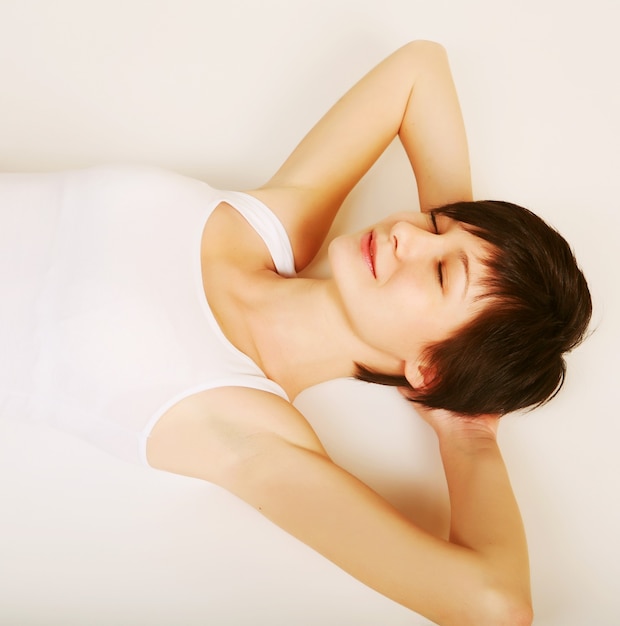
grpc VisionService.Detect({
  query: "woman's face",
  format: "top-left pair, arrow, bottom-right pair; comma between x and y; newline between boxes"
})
328,211 -> 494,367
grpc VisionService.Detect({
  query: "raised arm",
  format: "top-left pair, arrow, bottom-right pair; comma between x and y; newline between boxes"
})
221,403 -> 533,626
252,40 -> 472,270
148,388 -> 533,626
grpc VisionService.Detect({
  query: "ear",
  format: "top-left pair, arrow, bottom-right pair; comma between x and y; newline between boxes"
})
404,360 -> 436,390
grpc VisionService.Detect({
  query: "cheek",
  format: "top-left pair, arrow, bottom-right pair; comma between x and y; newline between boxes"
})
378,282 -> 429,342
386,277 -> 457,344
387,271 -> 433,314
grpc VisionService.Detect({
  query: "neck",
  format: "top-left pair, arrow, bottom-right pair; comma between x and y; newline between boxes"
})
247,276 -> 401,400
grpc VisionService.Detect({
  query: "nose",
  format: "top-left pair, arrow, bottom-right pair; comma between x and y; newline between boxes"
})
390,220 -> 438,261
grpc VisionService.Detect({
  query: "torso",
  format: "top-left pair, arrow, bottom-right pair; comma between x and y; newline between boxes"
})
146,198 -> 323,475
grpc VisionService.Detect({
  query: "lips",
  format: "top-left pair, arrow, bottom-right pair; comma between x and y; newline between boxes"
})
361,231 -> 376,277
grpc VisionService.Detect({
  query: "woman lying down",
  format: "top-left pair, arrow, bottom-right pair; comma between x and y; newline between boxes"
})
0,41 -> 591,625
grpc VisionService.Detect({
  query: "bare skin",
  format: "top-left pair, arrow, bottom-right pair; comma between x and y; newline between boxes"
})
147,41 -> 533,626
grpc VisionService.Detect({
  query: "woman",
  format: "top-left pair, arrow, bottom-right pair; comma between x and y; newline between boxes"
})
1,41 -> 591,625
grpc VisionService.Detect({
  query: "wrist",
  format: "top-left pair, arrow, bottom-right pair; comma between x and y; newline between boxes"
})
434,415 -> 499,449
414,405 -> 500,447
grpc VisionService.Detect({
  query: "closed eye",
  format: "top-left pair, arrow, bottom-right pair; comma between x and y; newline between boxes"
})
430,213 -> 444,289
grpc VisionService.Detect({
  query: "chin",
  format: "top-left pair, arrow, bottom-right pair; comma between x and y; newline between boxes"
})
326,235 -> 344,270
327,234 -> 360,279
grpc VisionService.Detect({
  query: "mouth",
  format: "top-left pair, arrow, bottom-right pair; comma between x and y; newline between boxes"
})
361,231 -> 376,277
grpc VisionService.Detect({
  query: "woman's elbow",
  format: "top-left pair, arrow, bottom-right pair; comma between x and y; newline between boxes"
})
444,576 -> 533,626
497,602 -> 534,626
478,588 -> 534,626
402,39 -> 447,59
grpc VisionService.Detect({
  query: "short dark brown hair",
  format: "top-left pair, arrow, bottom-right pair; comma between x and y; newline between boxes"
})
355,200 -> 592,415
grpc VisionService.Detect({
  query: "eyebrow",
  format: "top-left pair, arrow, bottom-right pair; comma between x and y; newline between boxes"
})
459,251 -> 470,300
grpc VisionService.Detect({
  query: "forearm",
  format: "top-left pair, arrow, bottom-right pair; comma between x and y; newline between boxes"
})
438,430 -> 532,609
397,43 -> 472,210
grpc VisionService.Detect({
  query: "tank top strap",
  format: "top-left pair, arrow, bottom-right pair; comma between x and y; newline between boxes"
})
215,190 -> 297,277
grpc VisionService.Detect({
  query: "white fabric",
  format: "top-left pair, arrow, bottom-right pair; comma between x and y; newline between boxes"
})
0,165 -> 296,465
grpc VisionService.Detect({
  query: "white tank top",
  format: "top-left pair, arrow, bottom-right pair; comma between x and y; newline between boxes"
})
13,165 -> 296,465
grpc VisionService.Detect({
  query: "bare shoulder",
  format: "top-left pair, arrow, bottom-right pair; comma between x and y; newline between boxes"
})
146,386 -> 327,483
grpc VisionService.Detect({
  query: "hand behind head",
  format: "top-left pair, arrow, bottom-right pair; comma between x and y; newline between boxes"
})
401,388 -> 500,440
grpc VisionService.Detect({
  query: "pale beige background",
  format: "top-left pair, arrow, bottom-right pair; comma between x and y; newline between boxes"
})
0,1 -> 618,624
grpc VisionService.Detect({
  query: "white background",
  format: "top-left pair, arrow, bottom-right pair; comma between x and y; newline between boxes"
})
1,1 -> 619,624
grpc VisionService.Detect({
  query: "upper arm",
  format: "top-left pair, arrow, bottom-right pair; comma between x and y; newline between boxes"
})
251,41 -> 472,271
146,386 -> 328,484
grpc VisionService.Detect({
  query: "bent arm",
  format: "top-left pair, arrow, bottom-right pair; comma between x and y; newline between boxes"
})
252,40 -> 472,270
223,431 -> 531,626
148,390 -> 531,625
219,416 -> 531,625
